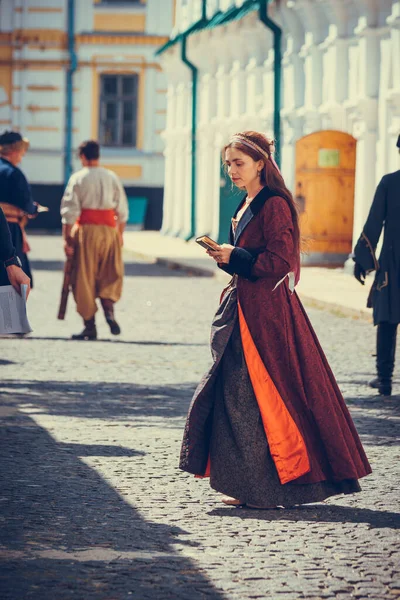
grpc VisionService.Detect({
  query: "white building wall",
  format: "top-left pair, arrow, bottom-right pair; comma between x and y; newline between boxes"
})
160,0 -> 400,247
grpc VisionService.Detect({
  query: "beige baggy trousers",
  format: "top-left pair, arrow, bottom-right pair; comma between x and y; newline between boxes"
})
72,224 -> 123,320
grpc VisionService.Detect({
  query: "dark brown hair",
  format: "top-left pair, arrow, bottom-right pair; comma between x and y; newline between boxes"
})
223,131 -> 301,255
78,140 -> 100,160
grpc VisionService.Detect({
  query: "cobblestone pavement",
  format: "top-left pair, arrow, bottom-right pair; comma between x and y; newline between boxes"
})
0,235 -> 399,600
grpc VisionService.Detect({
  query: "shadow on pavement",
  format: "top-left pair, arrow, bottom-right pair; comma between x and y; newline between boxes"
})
0,380 -> 194,423
207,503 -> 400,530
343,395 -> 400,446
1,337 -> 207,347
30,260 -> 193,278
0,408 -> 223,600
2,382 -> 399,447
61,443 -> 145,457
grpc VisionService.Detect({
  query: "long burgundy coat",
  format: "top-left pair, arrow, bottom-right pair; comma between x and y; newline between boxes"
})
180,187 -> 371,485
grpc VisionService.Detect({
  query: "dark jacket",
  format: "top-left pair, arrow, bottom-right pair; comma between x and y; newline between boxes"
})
0,157 -> 36,214
0,157 -> 36,286
0,207 -> 16,263
354,170 -> 400,324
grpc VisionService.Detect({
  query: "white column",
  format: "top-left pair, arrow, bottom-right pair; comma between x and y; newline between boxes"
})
293,0 -> 329,134
350,21 -> 385,243
197,63 -> 218,236
211,130 -> 225,242
298,35 -> 323,133
352,115 -> 378,240
160,52 -> 185,235
260,47 -> 275,136
384,2 -> 400,174
318,26 -> 352,131
376,32 -> 393,180
170,80 -> 191,237
229,57 -> 248,121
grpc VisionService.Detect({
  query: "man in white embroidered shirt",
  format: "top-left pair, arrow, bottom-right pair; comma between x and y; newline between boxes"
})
61,140 -> 129,340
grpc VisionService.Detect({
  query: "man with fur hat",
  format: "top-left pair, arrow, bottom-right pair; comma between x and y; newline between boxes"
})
353,134 -> 400,397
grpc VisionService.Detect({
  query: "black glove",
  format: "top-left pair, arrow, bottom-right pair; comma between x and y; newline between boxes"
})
354,263 -> 366,285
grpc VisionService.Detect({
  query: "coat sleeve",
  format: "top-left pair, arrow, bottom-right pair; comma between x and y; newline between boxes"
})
353,176 -> 387,272
0,207 -> 16,262
10,169 -> 37,215
228,197 -> 295,280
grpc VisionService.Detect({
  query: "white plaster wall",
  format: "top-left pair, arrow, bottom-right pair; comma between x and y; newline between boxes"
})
75,0 -> 93,33
146,0 -> 174,35
73,66 -> 92,146
0,0 -> 15,30
22,151 -> 64,183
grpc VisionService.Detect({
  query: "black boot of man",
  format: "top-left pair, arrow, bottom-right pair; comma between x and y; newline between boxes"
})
369,322 -> 398,396
72,317 -> 97,341
100,298 -> 121,335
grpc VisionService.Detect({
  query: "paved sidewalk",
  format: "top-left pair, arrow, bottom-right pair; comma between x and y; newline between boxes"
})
124,231 -> 374,321
0,235 -> 399,599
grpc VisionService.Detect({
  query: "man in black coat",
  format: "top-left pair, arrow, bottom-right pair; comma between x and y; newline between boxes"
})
0,130 -> 39,287
0,206 -> 31,297
353,135 -> 400,396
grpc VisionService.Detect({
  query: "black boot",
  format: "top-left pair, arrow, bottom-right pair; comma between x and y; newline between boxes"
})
368,378 -> 380,389
100,298 -> 121,335
373,322 -> 398,396
72,317 -> 97,341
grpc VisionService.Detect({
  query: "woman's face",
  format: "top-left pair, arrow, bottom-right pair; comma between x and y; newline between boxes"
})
224,147 -> 263,189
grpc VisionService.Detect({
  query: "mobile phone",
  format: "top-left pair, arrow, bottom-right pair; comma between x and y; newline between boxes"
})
195,235 -> 220,251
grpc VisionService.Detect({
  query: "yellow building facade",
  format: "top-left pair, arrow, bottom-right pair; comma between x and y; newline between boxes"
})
0,0 -> 174,228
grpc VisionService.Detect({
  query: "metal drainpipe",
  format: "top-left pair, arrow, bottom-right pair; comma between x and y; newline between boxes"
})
258,0 -> 282,167
180,0 -> 208,240
64,0 -> 78,185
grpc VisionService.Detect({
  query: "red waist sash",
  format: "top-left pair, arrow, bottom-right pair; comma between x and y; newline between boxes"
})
78,209 -> 117,227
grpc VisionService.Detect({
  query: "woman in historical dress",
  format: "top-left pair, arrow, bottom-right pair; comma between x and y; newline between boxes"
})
179,131 -> 371,508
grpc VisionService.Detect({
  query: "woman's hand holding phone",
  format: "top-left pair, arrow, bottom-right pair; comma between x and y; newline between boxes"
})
207,243 -> 234,265
195,235 -> 234,264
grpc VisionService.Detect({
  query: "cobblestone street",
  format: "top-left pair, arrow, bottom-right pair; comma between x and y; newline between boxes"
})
0,235 -> 399,600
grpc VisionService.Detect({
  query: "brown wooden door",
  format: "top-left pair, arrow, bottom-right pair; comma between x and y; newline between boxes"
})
295,130 -> 356,260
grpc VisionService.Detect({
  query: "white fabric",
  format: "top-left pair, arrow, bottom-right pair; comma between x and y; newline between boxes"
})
273,271 -> 296,293
61,166 -> 129,225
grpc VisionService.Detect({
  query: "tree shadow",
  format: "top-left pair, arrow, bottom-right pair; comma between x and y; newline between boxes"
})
60,443 -> 145,458
2,381 -> 399,450
343,395 -> 400,446
0,409 -> 224,600
1,337 -> 207,347
207,503 -> 400,530
29,259 -> 196,278
0,379 -> 195,424
337,378 -> 400,386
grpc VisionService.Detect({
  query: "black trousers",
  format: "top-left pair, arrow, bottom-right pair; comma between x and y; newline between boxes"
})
376,322 -> 398,382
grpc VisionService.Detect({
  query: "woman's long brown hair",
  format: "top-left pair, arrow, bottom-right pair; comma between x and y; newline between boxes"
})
223,131 -> 301,256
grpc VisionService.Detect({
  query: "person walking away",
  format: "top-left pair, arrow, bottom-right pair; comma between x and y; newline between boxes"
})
61,140 -> 129,340
0,206 -> 31,297
353,134 -> 400,397
0,131 -> 43,288
180,131 -> 371,509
